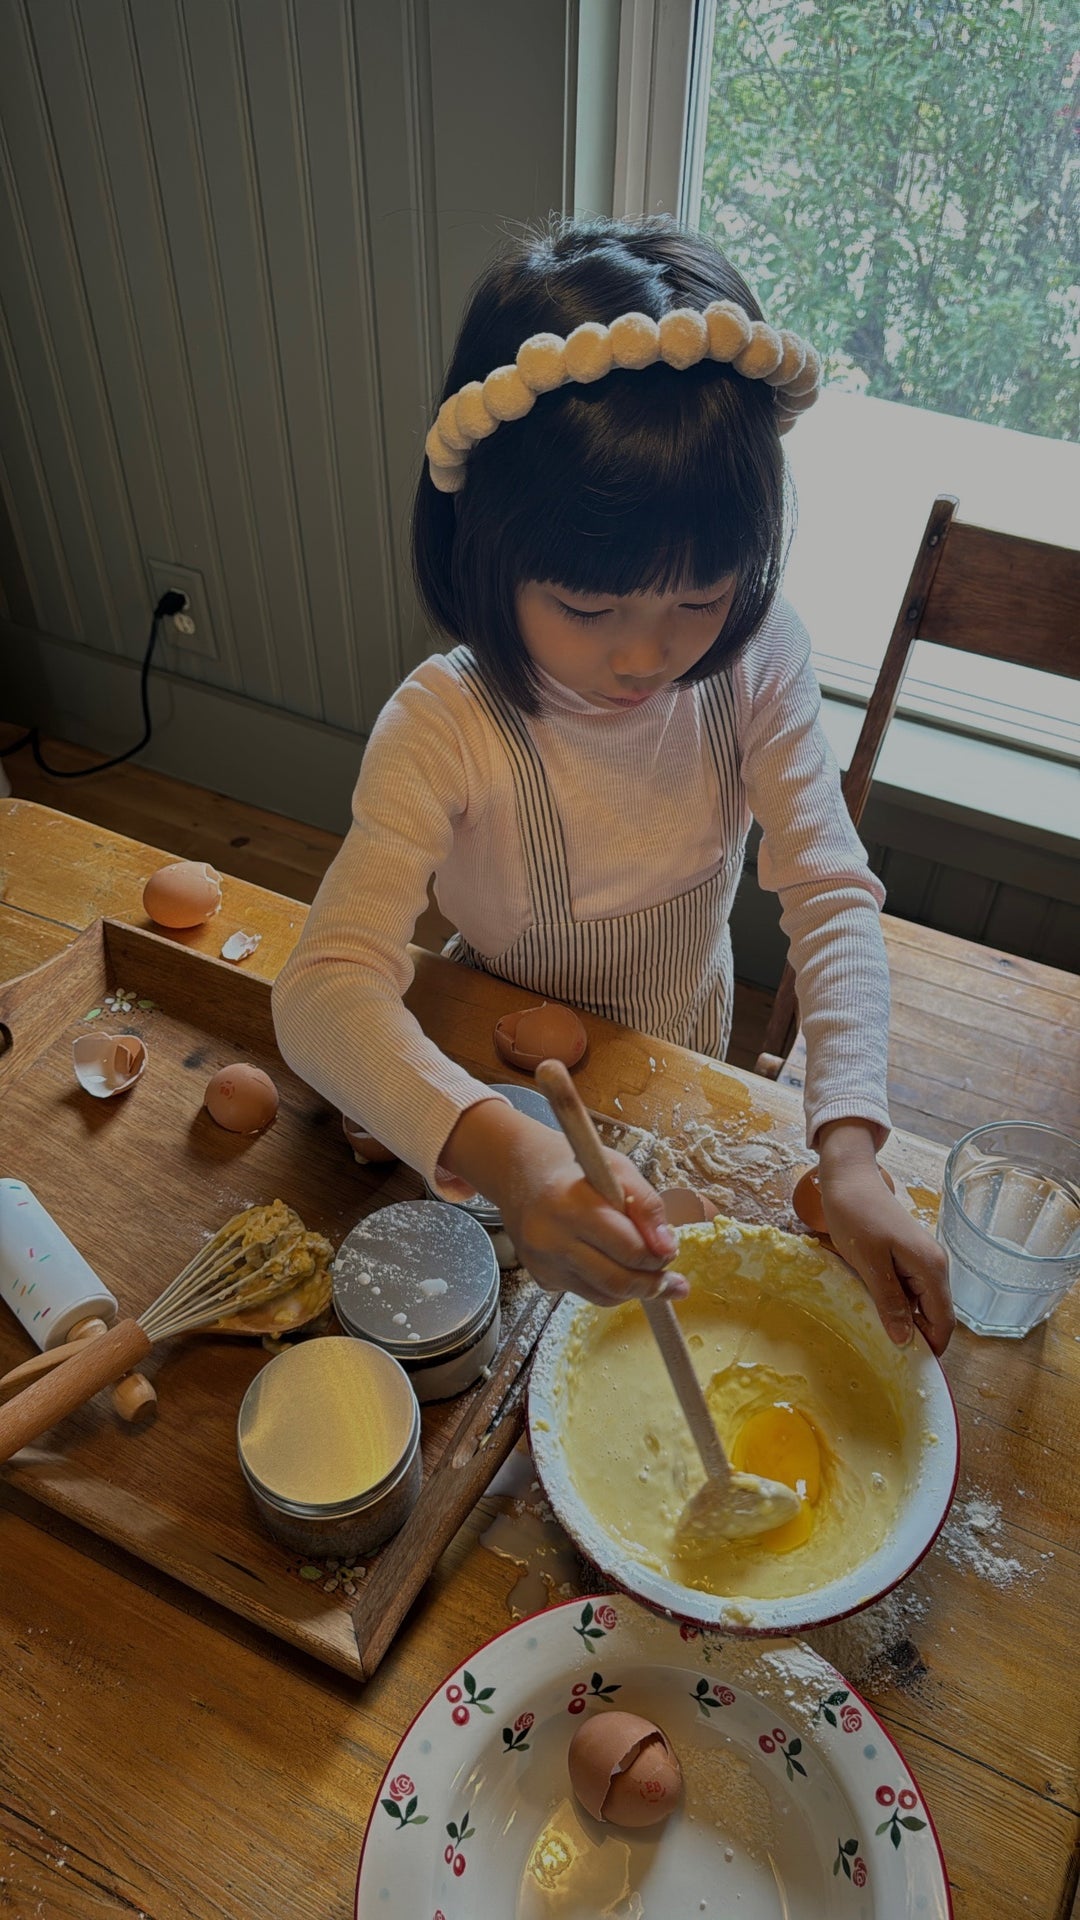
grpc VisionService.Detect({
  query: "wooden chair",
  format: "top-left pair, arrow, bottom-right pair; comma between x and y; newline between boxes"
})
754,493 -> 1080,1146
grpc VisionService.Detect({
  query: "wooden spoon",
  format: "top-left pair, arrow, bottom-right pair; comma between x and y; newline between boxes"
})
534,1060 -> 800,1544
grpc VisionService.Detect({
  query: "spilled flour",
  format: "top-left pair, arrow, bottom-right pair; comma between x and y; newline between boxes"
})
679,1741 -> 775,1863
937,1490 -> 1034,1588
606,1114 -> 805,1229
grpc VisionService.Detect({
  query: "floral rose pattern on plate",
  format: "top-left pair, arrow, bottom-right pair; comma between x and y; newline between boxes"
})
874,1784 -> 926,1848
815,1687 -> 862,1733
502,1711 -> 535,1753
381,1775 -> 428,1832
572,1601 -> 617,1647
690,1676 -> 736,1716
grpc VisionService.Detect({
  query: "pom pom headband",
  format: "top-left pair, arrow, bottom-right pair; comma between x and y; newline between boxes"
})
424,303 -> 821,493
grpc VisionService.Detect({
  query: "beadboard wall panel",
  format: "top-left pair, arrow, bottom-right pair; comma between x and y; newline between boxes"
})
0,0 -> 573,740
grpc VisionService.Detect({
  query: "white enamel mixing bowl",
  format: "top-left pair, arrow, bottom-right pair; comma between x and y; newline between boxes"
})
528,1222 -> 959,1635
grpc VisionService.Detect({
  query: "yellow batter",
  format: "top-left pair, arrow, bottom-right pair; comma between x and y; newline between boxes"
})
561,1220 -> 908,1600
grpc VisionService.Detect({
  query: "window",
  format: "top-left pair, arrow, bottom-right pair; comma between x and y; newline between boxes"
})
683,0 -> 1080,762
701,0 -> 1079,439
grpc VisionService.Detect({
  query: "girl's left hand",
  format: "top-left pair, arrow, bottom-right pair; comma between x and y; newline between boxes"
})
816,1119 -> 955,1356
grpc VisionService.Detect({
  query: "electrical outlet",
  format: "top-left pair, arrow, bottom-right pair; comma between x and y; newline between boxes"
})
146,559 -> 219,662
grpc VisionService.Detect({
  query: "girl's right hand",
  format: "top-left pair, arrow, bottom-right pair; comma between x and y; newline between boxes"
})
440,1100 -> 687,1308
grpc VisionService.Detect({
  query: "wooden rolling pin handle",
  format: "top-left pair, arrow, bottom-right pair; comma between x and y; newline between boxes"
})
0,1318 -> 151,1463
0,1346 -> 83,1394
68,1316 -> 111,1342
111,1372 -> 158,1423
66,1315 -> 156,1421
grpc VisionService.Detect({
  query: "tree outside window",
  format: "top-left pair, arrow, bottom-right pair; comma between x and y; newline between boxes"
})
701,0 -> 1080,442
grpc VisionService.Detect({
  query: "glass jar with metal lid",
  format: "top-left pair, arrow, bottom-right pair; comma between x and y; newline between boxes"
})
332,1199 -> 500,1402
237,1336 -> 421,1558
422,1083 -> 562,1269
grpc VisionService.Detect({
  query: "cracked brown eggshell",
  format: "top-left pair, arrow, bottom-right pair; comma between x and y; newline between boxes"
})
493,1002 -> 587,1074
204,1063 -> 279,1134
659,1186 -> 713,1227
72,1032 -> 148,1098
143,860 -> 223,929
568,1710 -> 682,1828
342,1114 -> 398,1164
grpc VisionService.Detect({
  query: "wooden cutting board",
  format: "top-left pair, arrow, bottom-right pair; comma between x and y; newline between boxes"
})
0,919 -> 557,1680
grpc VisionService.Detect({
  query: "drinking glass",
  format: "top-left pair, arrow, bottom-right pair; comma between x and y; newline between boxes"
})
937,1122 -> 1080,1338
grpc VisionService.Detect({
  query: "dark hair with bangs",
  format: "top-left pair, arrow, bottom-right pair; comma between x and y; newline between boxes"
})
411,216 -> 792,712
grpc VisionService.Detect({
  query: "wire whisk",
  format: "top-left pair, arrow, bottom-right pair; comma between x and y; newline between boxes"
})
0,1201 -> 333,1463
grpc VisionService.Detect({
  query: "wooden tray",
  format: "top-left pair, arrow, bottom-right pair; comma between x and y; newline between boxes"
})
0,920 -> 558,1679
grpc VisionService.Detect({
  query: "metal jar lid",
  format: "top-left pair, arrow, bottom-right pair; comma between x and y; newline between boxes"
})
236,1336 -> 419,1519
422,1084 -> 561,1228
332,1200 -> 499,1362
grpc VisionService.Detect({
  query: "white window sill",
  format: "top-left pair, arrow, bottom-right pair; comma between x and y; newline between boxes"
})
818,693 -> 1080,860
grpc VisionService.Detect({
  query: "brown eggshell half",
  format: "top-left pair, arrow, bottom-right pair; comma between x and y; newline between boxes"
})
142,860 -> 223,929
72,1032 -> 147,1098
660,1186 -> 713,1227
341,1114 -> 399,1164
792,1163 -> 895,1235
204,1063 -> 279,1135
493,1002 -> 587,1074
568,1710 -> 682,1828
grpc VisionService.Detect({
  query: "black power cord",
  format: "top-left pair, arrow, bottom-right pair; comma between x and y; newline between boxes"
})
4,589 -> 188,780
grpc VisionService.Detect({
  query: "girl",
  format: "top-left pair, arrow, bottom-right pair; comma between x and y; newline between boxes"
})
273,216 -> 953,1356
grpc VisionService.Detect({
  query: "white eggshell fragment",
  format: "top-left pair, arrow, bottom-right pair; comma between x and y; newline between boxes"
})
72,1032 -> 148,1099
342,1114 -> 399,1164
220,929 -> 262,964
493,1002 -> 588,1074
204,1063 -> 279,1134
143,860 -> 223,929
568,1710 -> 683,1828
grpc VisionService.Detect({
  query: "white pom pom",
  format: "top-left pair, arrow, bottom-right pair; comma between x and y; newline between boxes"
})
484,365 -> 536,422
659,308 -> 709,370
784,343 -> 822,398
563,322 -> 614,383
424,422 -> 463,469
455,380 -> 499,442
609,312 -> 660,368
436,395 -> 471,454
704,301 -> 752,362
734,323 -> 785,380
429,460 -> 466,492
763,329 -> 807,388
517,333 -> 567,393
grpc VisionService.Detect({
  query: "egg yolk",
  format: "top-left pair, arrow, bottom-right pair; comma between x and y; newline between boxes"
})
730,1403 -> 822,1552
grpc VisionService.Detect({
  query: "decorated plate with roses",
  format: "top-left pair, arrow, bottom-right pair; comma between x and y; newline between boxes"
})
356,1594 -> 950,1919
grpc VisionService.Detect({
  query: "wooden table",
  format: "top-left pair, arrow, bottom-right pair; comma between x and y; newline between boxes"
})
0,797 -> 1077,1920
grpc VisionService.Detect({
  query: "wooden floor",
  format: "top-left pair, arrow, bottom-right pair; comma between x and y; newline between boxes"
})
4,727 -> 1074,1146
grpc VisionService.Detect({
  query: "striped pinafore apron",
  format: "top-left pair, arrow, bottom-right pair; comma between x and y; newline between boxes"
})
443,648 -> 749,1060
